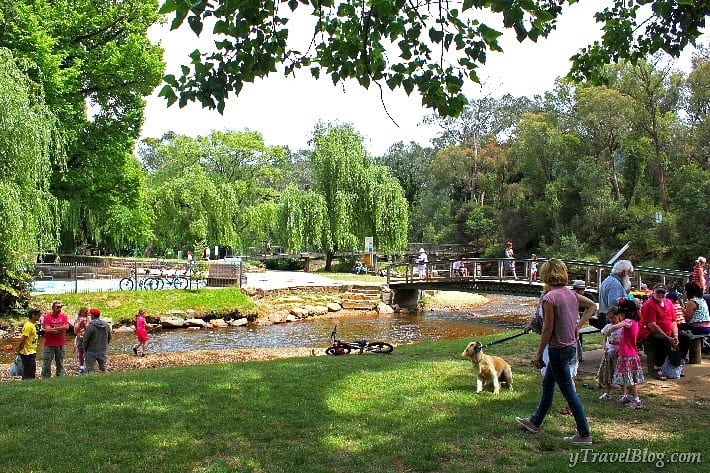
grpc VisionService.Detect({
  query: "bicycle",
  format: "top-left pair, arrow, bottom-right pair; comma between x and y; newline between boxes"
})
119,269 -> 161,291
325,325 -> 394,355
160,270 -> 189,290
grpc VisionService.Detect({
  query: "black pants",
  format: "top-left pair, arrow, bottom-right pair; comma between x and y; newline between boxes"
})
588,313 -> 607,330
645,332 -> 691,368
19,353 -> 36,380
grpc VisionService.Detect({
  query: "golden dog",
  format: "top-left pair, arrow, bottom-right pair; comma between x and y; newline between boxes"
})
461,341 -> 513,394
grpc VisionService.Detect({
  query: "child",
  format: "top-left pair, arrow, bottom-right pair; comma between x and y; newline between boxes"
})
530,254 -> 538,281
666,291 -> 686,330
609,298 -> 645,408
596,310 -> 622,400
73,307 -> 89,373
132,308 -> 153,357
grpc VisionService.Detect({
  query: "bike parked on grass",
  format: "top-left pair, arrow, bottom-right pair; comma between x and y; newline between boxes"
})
325,325 -> 394,355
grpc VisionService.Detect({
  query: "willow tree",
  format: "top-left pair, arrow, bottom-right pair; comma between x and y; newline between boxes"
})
277,186 -> 327,253
305,123 -> 408,269
0,49 -> 62,310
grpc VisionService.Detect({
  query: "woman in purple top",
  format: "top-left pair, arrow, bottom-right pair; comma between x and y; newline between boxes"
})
516,259 -> 597,444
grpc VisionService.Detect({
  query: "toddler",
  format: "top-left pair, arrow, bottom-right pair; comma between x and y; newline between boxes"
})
597,310 -> 622,400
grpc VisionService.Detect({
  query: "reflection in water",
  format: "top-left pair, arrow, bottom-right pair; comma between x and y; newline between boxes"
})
1,295 -> 537,362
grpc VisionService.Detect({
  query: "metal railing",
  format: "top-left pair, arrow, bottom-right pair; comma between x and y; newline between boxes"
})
386,257 -> 692,292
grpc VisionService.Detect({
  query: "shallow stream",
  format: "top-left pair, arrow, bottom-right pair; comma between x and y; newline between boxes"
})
2,295 -> 537,362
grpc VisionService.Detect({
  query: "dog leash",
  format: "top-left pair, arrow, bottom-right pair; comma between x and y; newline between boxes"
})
481,332 -> 528,349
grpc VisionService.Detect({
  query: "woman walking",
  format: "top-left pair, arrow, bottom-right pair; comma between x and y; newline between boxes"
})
515,259 -> 596,444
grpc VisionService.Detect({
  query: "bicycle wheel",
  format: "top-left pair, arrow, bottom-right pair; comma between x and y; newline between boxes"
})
144,277 -> 161,290
325,346 -> 351,356
365,342 -> 394,354
174,277 -> 189,290
119,278 -> 134,291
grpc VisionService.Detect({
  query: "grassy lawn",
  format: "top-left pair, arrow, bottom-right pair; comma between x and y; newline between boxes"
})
0,332 -> 703,473
27,288 -> 255,324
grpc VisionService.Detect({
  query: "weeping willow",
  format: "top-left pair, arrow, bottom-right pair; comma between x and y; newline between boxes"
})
0,48 -> 62,272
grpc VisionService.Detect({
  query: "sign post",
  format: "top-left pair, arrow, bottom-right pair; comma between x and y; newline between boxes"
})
364,237 -> 374,269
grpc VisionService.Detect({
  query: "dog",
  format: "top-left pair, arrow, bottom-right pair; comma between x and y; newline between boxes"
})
461,341 -> 513,394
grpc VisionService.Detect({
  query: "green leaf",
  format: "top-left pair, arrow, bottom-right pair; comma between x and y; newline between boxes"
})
429,27 -> 444,43
157,84 -> 178,106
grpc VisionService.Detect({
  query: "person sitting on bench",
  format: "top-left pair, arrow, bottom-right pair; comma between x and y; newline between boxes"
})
682,282 -> 710,335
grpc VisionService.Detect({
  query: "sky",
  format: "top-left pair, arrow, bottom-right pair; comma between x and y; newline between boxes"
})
139,2 -> 705,156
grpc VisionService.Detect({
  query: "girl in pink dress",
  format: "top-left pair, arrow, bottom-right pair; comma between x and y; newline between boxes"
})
609,298 -> 645,408
132,308 -> 152,357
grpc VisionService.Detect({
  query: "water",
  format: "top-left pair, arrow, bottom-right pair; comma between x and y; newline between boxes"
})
2,295 -> 537,362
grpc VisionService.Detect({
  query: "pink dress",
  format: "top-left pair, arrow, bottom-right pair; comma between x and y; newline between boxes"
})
612,319 -> 644,386
135,316 -> 148,343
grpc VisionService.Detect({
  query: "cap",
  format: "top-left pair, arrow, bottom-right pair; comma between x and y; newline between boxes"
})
419,248 -> 426,253
666,291 -> 679,301
653,283 -> 667,293
698,256 -> 707,264
89,308 -> 101,317
571,280 -> 586,289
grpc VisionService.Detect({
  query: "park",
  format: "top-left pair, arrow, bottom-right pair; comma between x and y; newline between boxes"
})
1,2 -> 708,472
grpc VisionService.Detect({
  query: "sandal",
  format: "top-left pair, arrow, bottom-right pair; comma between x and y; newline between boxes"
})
653,370 -> 667,381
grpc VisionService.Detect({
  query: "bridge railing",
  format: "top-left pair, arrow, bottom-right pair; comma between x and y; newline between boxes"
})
387,258 -> 691,291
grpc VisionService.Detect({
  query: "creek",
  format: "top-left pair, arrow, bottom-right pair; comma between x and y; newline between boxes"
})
2,295 -> 537,362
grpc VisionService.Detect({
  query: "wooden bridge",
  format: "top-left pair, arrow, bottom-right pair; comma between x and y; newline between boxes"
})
385,257 -> 692,304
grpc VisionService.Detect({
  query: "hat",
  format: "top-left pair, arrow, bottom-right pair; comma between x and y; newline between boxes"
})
653,283 -> 667,293
571,280 -> 586,289
666,291 -> 679,301
698,256 -> 707,264
419,248 -> 426,253
89,308 -> 101,317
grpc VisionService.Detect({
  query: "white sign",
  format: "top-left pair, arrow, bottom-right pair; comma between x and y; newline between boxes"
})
365,237 -> 374,253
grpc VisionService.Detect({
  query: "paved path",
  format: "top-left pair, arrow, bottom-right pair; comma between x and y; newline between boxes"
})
31,270 -> 373,294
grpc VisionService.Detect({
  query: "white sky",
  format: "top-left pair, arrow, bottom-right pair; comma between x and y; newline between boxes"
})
140,2 -> 705,156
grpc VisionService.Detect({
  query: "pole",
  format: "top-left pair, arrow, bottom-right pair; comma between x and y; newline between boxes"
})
607,242 -> 631,265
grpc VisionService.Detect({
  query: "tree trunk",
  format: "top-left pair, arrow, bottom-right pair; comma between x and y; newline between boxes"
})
325,251 -> 334,271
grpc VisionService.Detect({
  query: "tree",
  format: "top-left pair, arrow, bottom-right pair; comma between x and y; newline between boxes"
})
0,0 -> 164,252
0,48 -> 62,310
605,60 -> 685,209
377,142 -> 433,207
573,85 -> 635,201
686,50 -> 710,167
283,123 -> 409,269
158,0 -> 708,117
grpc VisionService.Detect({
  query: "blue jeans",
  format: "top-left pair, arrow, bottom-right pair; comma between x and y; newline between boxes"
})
41,345 -> 65,378
530,345 -> 590,437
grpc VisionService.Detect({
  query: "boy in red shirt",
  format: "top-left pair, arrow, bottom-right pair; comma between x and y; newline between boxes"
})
42,300 -> 69,378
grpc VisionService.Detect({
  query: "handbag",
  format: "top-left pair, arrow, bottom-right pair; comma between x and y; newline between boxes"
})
8,354 -> 24,377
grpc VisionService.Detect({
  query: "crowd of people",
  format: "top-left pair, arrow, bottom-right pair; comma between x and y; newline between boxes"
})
14,300 -> 153,380
517,255 -> 709,445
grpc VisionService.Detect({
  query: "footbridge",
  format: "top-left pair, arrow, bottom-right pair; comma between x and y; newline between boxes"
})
385,258 -> 692,308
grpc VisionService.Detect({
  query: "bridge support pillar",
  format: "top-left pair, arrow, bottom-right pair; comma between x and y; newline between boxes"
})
392,287 -> 420,310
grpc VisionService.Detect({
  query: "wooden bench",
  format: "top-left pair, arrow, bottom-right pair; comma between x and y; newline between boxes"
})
686,333 -> 709,365
577,326 -> 601,361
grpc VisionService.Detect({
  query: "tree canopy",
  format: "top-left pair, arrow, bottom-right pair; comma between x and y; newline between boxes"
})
0,0 -> 165,252
158,0 -> 709,117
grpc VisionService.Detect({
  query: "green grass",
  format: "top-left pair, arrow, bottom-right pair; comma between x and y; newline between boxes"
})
0,333 -> 704,473
26,288 -> 255,324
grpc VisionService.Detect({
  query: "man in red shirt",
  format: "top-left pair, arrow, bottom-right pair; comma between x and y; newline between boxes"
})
41,300 -> 69,378
639,284 -> 689,379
